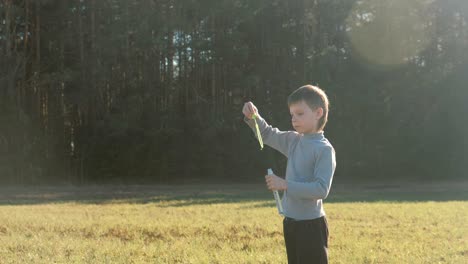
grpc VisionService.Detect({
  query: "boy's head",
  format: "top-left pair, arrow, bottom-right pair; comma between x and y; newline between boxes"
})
287,84 -> 330,134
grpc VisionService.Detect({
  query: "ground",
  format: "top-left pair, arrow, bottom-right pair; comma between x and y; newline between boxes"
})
0,181 -> 467,263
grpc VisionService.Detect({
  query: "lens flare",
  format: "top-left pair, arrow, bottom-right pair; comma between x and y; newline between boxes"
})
346,0 -> 434,66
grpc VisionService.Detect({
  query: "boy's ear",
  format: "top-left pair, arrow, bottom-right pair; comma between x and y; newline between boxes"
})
315,107 -> 324,119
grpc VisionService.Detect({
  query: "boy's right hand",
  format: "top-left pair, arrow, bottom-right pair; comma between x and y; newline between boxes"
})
242,101 -> 259,120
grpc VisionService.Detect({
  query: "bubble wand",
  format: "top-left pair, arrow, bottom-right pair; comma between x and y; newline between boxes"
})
252,113 -> 263,150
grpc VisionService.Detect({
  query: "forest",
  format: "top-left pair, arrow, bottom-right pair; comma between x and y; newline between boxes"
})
1,0 -> 467,185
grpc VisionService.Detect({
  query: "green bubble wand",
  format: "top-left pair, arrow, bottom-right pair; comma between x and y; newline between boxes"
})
252,113 -> 264,150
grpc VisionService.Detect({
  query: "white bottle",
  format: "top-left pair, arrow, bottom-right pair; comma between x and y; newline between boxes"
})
268,168 -> 284,215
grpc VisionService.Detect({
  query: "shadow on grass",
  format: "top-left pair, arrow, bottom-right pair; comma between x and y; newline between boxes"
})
0,182 -> 467,206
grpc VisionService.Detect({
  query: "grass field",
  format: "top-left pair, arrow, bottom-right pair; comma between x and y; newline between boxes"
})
0,181 -> 467,263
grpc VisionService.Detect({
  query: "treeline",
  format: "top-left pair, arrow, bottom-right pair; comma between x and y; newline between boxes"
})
1,0 -> 467,185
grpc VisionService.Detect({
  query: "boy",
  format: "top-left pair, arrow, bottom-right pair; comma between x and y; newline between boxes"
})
242,84 -> 336,264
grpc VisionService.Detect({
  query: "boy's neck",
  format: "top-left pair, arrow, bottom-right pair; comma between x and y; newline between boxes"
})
302,130 -> 324,140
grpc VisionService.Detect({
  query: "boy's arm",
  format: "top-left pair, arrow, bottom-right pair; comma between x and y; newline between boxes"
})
286,146 -> 336,199
244,114 -> 298,157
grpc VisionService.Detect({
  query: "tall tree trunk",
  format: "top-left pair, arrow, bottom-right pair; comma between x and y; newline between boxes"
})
167,30 -> 174,106
77,0 -> 87,184
35,1 -> 40,66
4,0 -> 13,104
211,14 -> 216,120
5,0 -> 12,57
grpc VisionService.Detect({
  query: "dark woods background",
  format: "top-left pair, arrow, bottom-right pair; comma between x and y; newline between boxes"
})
1,0 -> 467,185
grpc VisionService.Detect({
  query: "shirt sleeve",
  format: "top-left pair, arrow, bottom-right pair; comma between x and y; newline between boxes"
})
244,115 -> 299,157
286,146 -> 336,200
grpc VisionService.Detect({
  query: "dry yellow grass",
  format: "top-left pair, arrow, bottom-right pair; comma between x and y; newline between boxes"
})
0,183 -> 467,263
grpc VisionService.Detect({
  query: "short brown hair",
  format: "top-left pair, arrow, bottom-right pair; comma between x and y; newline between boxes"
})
287,84 -> 330,131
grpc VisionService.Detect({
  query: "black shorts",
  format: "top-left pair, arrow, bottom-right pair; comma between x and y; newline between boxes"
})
283,216 -> 329,264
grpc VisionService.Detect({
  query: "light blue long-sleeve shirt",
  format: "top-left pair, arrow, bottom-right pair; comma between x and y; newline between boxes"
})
244,114 -> 337,220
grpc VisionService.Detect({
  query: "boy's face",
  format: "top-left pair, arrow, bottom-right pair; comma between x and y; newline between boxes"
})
289,100 -> 323,134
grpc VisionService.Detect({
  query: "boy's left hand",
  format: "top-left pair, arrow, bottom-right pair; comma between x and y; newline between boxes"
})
265,174 -> 288,191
